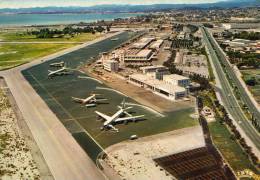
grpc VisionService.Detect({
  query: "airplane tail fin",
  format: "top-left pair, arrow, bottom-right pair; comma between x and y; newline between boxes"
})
121,98 -> 126,109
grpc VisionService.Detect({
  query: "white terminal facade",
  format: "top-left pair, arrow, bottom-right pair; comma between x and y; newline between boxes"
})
129,66 -> 190,101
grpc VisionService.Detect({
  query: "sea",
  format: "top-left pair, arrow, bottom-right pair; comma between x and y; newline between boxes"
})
0,13 -> 143,27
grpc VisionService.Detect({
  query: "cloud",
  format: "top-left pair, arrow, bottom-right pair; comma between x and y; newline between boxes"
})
0,0 -> 221,8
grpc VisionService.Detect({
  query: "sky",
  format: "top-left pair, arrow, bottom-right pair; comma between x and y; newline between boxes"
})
0,0 -> 227,9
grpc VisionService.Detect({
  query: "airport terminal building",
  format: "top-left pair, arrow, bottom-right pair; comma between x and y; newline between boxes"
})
129,74 -> 188,101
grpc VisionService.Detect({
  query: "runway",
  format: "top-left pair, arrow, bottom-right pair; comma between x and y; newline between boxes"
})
0,32 -> 124,180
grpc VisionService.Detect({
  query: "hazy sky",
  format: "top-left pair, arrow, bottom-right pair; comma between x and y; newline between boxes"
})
0,0 -> 226,8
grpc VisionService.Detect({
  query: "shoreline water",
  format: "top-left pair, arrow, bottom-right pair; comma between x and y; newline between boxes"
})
0,12 -> 144,28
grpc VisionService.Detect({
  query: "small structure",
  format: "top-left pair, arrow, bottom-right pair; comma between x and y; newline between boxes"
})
103,60 -> 119,72
201,106 -> 215,122
164,41 -> 172,50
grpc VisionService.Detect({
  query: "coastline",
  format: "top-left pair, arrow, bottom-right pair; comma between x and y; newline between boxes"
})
0,12 -> 144,28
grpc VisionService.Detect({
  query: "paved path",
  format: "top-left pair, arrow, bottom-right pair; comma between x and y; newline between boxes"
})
0,31 -> 123,180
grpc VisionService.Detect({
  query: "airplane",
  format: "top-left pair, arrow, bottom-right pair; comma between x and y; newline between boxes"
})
49,61 -> 65,67
48,65 -> 72,78
72,93 -> 107,107
95,99 -> 145,132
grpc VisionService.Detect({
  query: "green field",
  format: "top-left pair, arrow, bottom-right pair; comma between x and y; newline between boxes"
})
0,44 -> 74,70
209,121 -> 258,174
0,31 -> 102,70
241,69 -> 260,104
0,32 -> 101,42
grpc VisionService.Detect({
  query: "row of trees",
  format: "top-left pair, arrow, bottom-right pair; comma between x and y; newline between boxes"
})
199,89 -> 259,167
30,25 -> 108,39
172,39 -> 193,49
215,99 -> 259,166
226,51 -> 260,69
234,31 -> 260,41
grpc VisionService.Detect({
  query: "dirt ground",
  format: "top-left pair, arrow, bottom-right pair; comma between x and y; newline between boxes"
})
100,126 -> 205,180
0,84 -> 40,180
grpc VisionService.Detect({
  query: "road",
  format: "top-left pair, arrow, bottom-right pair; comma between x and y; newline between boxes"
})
0,31 -> 124,180
206,28 -> 260,124
201,27 -> 260,156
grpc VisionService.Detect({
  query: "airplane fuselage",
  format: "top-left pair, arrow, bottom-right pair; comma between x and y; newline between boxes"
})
104,109 -> 124,127
48,67 -> 67,76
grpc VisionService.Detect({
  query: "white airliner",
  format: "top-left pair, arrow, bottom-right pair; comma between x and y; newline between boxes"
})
72,94 -> 107,107
48,66 -> 71,78
95,100 -> 145,132
49,61 -> 65,67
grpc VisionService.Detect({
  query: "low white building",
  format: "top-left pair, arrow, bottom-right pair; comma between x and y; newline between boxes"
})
103,60 -> 119,72
140,65 -> 169,74
150,40 -> 164,50
132,37 -> 155,49
129,74 -> 187,101
163,74 -> 190,88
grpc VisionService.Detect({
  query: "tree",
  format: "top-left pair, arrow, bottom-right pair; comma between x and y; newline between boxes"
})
245,78 -> 257,86
106,25 -> 110,32
95,26 -> 105,33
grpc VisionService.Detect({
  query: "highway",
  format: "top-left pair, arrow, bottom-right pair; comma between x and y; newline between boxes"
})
201,27 -> 260,155
205,28 -> 260,125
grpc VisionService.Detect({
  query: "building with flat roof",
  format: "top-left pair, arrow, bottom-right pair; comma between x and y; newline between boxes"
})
140,65 -> 168,74
123,49 -> 153,63
150,40 -> 164,50
163,74 -> 190,88
129,74 -> 187,101
132,37 -> 155,49
140,65 -> 170,80
103,60 -> 119,72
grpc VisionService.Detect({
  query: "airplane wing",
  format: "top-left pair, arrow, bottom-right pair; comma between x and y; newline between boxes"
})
95,99 -> 107,102
95,111 -> 111,121
114,115 -> 145,122
72,97 -> 83,103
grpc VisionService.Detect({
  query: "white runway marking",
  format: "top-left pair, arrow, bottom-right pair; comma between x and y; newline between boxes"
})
96,86 -> 128,97
125,102 -> 165,117
78,76 -> 103,84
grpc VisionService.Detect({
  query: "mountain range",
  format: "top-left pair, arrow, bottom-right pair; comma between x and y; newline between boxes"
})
0,0 -> 259,14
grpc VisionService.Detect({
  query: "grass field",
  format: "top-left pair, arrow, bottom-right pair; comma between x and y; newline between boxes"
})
208,121 -> 257,173
0,32 -> 101,42
0,31 -> 103,70
241,69 -> 260,104
0,43 -> 74,70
